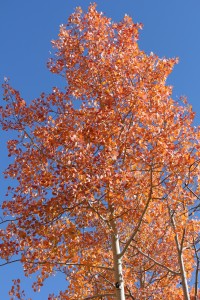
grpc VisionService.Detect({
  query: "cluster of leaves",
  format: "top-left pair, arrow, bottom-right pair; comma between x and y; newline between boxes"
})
0,3 -> 200,299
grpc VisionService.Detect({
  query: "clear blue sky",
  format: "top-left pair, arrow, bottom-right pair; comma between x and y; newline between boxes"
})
0,0 -> 200,298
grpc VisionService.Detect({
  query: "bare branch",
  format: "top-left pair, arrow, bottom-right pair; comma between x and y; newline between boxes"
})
84,293 -> 116,299
133,245 -> 180,275
119,167 -> 153,258
98,272 -> 115,287
0,259 -> 114,271
184,184 -> 200,201
126,286 -> 135,299
0,259 -> 21,267
193,236 -> 200,299
180,228 -> 186,252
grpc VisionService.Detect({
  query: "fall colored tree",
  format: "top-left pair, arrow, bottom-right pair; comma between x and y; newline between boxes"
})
0,4 -> 200,300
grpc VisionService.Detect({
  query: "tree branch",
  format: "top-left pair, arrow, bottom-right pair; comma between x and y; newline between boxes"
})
133,245 -> 180,275
119,167 -> 153,258
193,236 -> 199,299
0,259 -> 114,271
126,286 -> 135,299
84,293 -> 116,299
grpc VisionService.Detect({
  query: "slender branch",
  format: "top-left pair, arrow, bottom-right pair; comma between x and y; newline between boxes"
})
108,208 -> 133,223
98,272 -> 115,287
84,293 -> 116,299
0,259 -> 21,267
133,245 -> 180,275
87,201 -> 109,226
180,228 -> 186,252
184,184 -> 200,201
126,287 -> 135,299
193,237 -> 199,299
0,259 -> 114,271
0,217 -> 19,225
57,262 -> 114,271
84,293 -> 134,299
147,270 -> 170,285
119,167 -> 153,258
30,261 -> 114,271
185,159 -> 200,187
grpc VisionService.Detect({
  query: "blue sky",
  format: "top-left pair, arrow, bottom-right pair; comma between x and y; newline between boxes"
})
0,0 -> 200,298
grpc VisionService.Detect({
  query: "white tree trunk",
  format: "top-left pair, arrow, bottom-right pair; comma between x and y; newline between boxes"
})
176,238 -> 191,300
110,220 -> 125,300
169,209 -> 190,300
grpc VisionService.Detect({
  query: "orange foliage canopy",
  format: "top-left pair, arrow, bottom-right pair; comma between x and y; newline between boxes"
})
0,4 -> 200,300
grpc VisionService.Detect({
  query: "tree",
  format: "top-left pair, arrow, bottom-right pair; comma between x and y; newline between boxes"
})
0,3 -> 200,299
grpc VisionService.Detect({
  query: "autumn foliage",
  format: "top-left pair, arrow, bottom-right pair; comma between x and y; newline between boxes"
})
0,4 -> 200,300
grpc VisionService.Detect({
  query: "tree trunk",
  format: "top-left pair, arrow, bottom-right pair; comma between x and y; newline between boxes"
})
111,231 -> 125,300
177,243 -> 190,300
110,219 -> 125,300
169,208 -> 190,300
